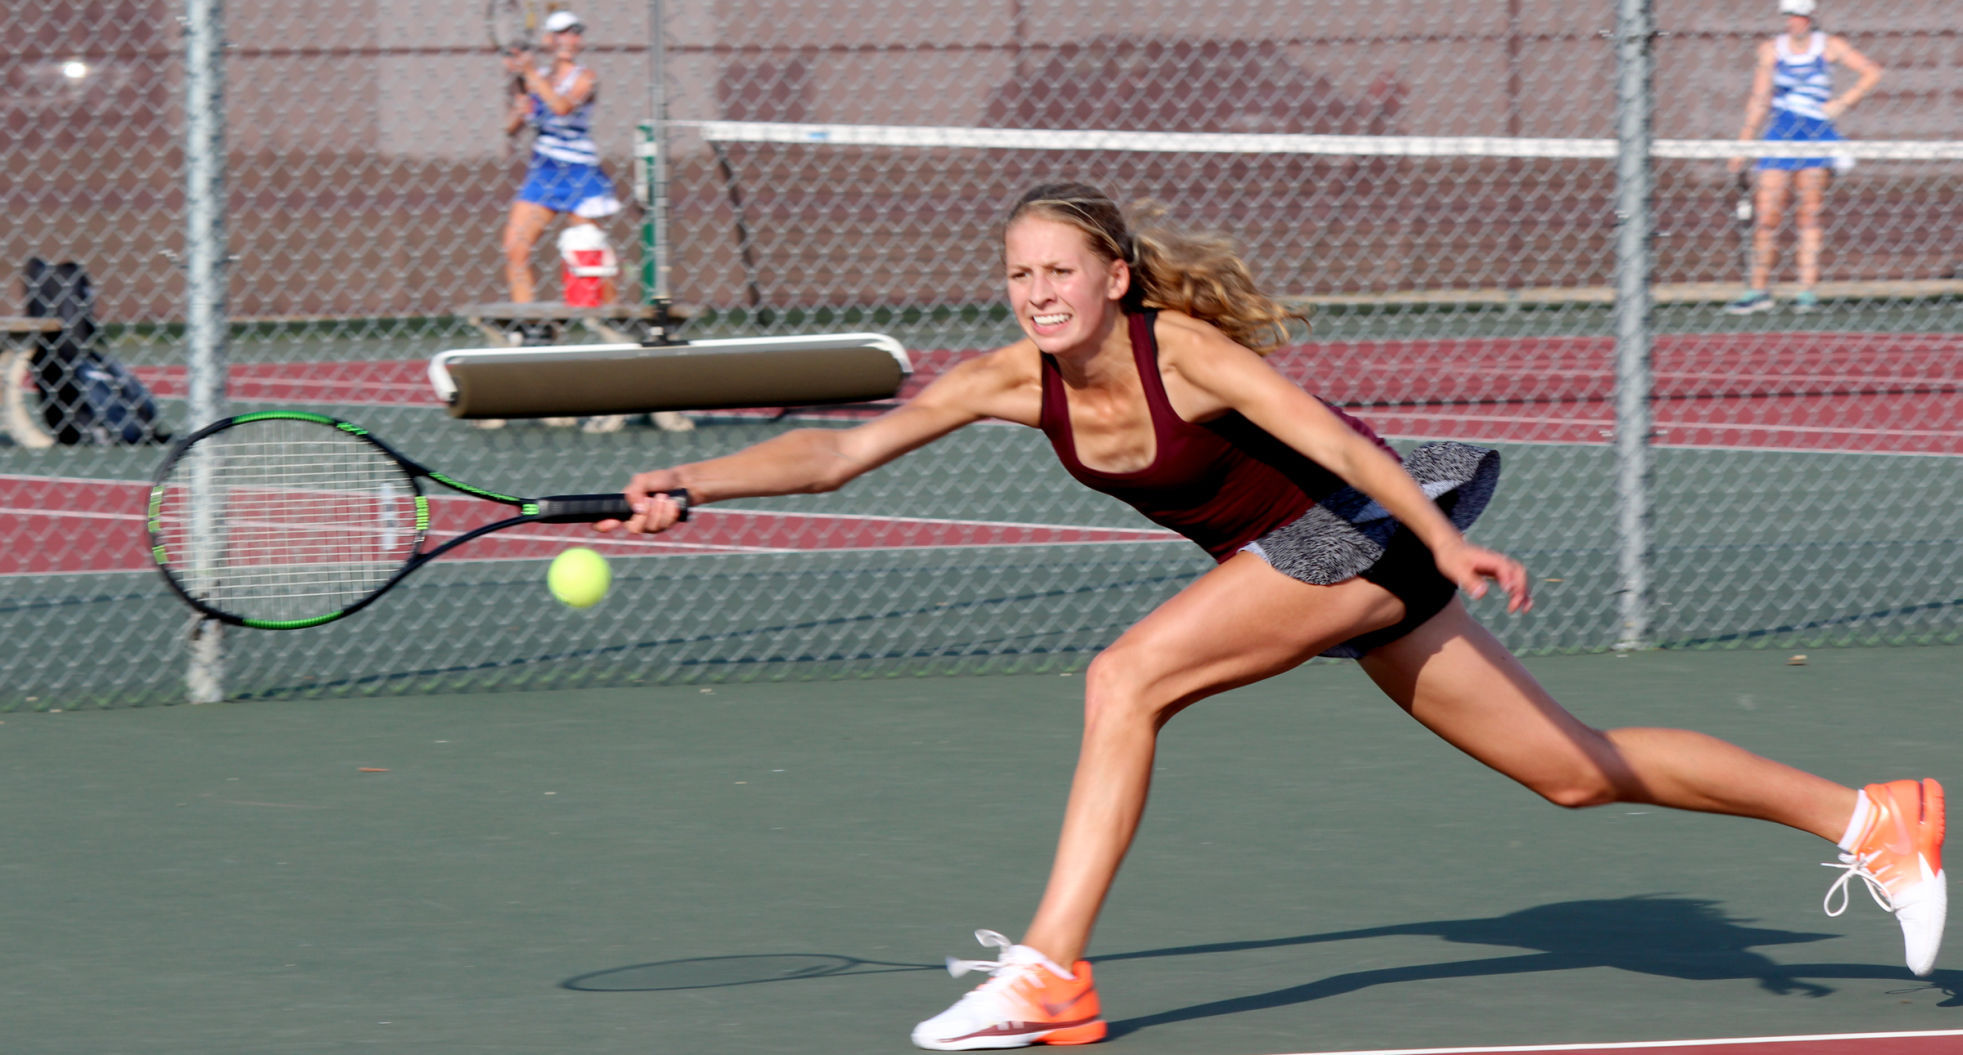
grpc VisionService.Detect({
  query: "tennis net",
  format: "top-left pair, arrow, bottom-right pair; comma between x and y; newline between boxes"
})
656,121 -> 1960,408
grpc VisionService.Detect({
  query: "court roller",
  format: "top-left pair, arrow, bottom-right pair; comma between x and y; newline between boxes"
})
428,333 -> 912,419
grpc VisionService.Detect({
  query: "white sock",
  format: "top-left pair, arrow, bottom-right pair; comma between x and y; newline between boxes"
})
1837,789 -> 1874,853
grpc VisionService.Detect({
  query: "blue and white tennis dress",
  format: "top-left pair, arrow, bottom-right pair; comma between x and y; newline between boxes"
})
517,66 -> 623,217
1759,31 -> 1841,171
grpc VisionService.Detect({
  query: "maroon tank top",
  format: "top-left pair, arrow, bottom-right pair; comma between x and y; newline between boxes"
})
1038,310 -> 1396,562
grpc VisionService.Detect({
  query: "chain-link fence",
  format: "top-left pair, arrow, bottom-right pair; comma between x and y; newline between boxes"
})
3,0 -> 1957,710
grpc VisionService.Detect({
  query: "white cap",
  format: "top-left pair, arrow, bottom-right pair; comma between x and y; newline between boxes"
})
1779,0 -> 1816,17
544,10 -> 584,33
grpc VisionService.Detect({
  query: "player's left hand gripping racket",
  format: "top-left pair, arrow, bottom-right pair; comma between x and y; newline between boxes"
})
147,410 -> 687,630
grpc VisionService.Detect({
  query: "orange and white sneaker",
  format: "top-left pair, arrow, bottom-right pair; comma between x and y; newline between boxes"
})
910,929 -> 1106,1050
1823,778 -> 1947,975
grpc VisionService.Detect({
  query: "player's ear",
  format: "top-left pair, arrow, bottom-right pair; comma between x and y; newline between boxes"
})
1105,257 -> 1130,303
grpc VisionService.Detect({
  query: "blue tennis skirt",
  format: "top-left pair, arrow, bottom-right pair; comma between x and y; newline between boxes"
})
517,156 -> 623,217
1758,110 -> 1843,171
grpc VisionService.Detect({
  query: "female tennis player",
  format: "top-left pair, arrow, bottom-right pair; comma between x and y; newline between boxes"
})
600,183 -> 1943,1049
500,9 -> 622,304
1725,0 -> 1884,315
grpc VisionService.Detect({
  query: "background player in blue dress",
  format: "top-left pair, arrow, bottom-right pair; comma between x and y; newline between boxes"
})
1726,0 -> 1883,315
500,10 -> 623,304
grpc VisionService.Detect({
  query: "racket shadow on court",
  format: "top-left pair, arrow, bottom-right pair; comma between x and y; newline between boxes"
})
562,952 -> 941,992
1103,895 -> 1963,1039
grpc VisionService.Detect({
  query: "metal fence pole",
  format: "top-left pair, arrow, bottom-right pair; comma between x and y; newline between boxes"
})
183,0 -> 229,702
1611,0 -> 1656,651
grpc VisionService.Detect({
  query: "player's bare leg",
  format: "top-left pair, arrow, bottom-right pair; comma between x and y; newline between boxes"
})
1361,603 -> 1943,975
502,200 -> 555,302
1360,601 -> 1854,834
1021,554 -> 1408,965
914,555 -> 1408,1049
1794,167 -> 1830,298
1748,168 -> 1792,293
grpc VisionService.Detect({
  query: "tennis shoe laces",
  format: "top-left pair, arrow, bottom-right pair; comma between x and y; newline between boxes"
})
911,929 -> 1106,1050
1822,778 -> 1946,975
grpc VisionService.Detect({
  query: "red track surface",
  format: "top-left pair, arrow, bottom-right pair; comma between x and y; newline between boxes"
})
0,476 -> 1176,577
138,361 -> 442,407
127,328 -> 1960,454
10,330 -> 1955,577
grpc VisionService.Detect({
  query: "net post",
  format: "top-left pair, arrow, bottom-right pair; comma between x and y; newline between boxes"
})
183,0 -> 229,702
1611,0 -> 1656,652
636,0 -> 675,344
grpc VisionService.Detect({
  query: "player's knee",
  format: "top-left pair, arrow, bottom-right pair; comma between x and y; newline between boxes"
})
1520,747 -> 1623,809
1081,647 -> 1172,728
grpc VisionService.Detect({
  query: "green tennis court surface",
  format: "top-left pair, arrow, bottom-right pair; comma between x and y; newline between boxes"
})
4,645 -> 1958,1054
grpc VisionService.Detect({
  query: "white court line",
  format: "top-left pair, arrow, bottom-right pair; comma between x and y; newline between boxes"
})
1271,1026 -> 1963,1055
0,506 -> 143,523
1370,410 -> 1963,443
1660,422 -> 1963,439
136,368 -> 429,390
0,471 -> 159,487
424,526 -> 799,556
1402,365 -> 1956,386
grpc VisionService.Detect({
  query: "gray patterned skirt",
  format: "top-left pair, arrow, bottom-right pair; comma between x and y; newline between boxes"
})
1242,441 -> 1502,657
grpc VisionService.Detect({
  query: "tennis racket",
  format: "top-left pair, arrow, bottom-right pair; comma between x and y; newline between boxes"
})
147,410 -> 687,630
487,0 -> 540,95
1731,170 -> 1756,283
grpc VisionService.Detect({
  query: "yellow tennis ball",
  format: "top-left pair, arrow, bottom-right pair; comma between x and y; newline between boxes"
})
548,547 -> 611,608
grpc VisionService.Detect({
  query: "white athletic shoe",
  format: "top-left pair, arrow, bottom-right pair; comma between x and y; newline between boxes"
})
910,930 -> 1106,1050
1823,778 -> 1947,975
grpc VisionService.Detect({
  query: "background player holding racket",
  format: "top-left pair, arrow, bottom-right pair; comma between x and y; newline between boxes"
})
601,183 -> 1944,1050
1725,0 -> 1884,315
500,10 -> 622,304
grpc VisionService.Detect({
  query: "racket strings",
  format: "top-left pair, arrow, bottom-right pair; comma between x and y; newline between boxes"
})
487,0 -> 535,52
154,422 -> 422,623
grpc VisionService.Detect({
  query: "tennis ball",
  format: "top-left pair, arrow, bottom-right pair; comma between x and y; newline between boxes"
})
548,547 -> 611,608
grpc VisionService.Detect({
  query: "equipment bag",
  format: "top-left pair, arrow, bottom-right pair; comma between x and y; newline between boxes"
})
24,257 -> 168,445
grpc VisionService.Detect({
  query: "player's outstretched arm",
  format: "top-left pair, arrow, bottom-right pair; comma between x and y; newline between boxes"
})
597,346 -> 1037,535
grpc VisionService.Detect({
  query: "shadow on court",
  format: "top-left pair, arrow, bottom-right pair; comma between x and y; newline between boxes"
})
563,896 -> 1963,1042
564,951 -> 941,991
1103,898 -> 1963,1039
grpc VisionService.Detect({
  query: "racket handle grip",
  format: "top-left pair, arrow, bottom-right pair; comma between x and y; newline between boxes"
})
533,489 -> 689,523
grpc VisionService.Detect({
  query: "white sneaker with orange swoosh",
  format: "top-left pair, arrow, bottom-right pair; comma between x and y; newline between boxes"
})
1823,778 -> 1947,975
911,930 -> 1107,1050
